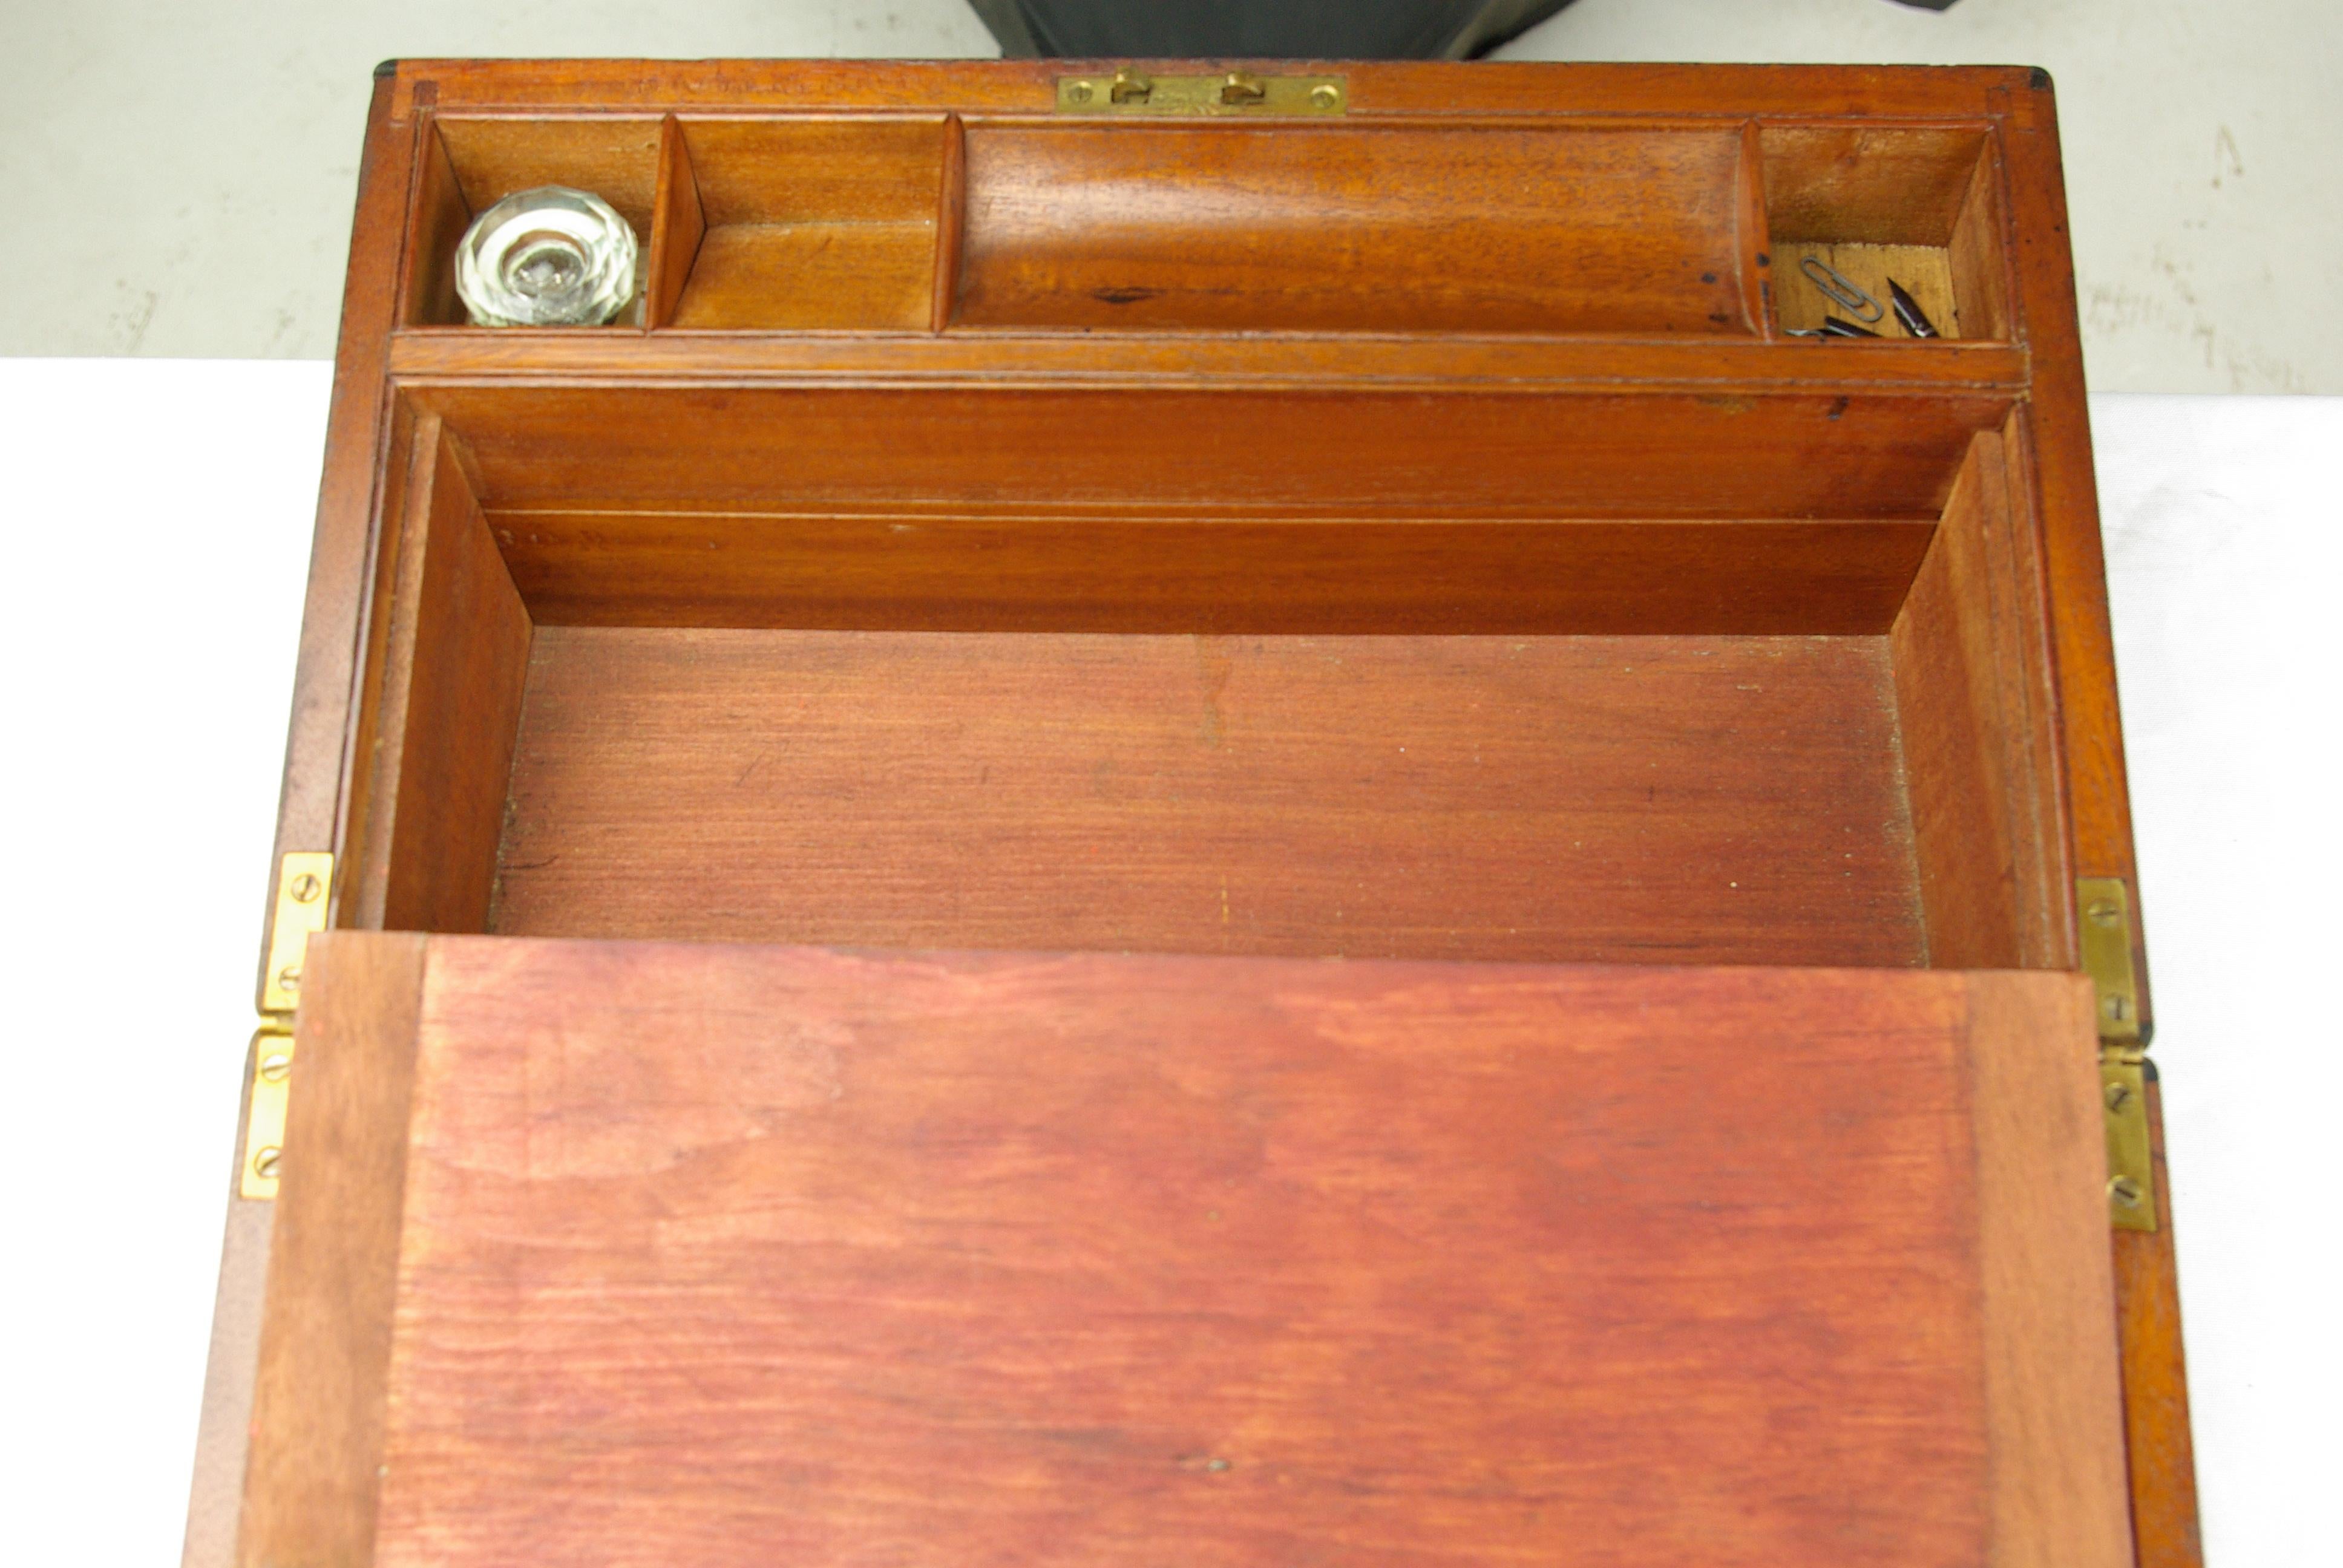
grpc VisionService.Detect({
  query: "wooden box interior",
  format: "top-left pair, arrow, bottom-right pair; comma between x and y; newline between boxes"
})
349,376 -> 2066,975
404,113 -> 2008,338
202,63 -> 2190,1568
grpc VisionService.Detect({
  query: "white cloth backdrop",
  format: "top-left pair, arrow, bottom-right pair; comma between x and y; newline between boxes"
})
0,363 -> 2330,1563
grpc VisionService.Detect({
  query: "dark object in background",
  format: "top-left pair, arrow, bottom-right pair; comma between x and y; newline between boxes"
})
965,0 -> 1578,59
1885,0 -> 1965,8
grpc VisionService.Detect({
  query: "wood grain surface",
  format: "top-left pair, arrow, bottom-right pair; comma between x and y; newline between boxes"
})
488,510 -> 1937,635
491,629 -> 1924,965
215,59 -> 2183,1568
346,419 -> 532,934
415,382 -> 2002,523
1889,425 -> 2070,969
238,931 -> 428,1568
238,932 -> 2127,1568
956,123 -> 1749,334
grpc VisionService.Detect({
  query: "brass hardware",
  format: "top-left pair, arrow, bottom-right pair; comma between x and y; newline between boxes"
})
2080,877 -> 2156,1230
263,851 -> 335,1015
2100,1047 -> 2156,1232
2076,875 -> 2141,1046
240,1026 -> 293,1201
244,851 -> 332,1201
1057,71 -> 1346,116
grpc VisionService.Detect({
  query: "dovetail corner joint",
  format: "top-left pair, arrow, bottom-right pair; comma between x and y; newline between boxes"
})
2078,877 -> 2156,1232
1056,71 -> 1346,117
241,1027 -> 295,1201
262,851 -> 335,1016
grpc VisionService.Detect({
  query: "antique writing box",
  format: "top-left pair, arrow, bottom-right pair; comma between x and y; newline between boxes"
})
187,59 -> 2200,1568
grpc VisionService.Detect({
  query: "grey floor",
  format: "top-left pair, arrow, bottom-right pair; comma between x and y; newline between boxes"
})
4,0 -> 2335,389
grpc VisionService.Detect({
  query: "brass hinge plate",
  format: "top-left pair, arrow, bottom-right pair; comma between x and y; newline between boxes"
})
2079,877 -> 2157,1231
2100,1049 -> 2156,1233
244,851 -> 332,1201
1056,70 -> 1346,116
261,851 -> 333,1014
2077,875 -> 2143,1045
240,1028 -> 294,1201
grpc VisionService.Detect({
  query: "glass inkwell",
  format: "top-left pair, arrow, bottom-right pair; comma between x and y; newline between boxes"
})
454,186 -> 639,327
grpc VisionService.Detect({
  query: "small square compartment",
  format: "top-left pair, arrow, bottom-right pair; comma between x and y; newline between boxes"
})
657,117 -> 951,331
403,117 -> 662,328
1761,126 -> 2010,341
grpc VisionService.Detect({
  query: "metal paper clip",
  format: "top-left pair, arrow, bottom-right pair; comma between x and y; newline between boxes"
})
1798,256 -> 1885,323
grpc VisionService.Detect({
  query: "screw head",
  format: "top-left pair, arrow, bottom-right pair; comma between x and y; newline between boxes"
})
1310,83 -> 1342,109
289,872 -> 323,903
1066,80 -> 1093,104
254,1146 -> 282,1180
2103,1079 -> 2134,1112
275,964 -> 301,996
2085,898 -> 2121,929
2107,1174 -> 2145,1209
260,1052 -> 292,1083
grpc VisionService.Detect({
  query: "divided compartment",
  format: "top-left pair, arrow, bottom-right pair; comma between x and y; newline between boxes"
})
401,113 -> 2015,343
1761,125 -> 2011,341
342,380 -> 2069,974
403,116 -> 663,327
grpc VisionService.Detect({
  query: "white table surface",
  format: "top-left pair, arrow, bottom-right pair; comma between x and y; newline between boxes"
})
0,362 -> 2330,1563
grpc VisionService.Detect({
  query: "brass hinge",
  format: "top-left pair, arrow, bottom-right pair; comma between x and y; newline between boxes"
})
241,852 -> 333,1200
2079,877 -> 2156,1232
1056,70 -> 1346,116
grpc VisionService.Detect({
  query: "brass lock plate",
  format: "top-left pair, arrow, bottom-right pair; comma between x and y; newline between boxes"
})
1056,70 -> 1346,116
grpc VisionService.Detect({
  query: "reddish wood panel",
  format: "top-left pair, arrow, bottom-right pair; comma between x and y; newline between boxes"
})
488,509 -> 1936,634
2115,1070 -> 2206,1568
418,382 -> 2001,521
238,931 -> 429,1568
239,933 -> 2126,1568
957,124 -> 1749,334
1889,424 -> 2070,968
667,117 -> 946,331
347,419 -> 534,933
492,629 -> 1923,965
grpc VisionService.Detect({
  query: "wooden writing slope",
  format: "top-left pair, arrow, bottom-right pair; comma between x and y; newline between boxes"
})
186,59 -> 2199,1568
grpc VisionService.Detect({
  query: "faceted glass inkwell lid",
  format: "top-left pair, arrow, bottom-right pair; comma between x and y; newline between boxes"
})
454,186 -> 638,327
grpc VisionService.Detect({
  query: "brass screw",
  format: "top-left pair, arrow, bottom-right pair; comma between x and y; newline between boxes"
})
289,872 -> 323,903
260,1052 -> 292,1083
2104,1078 -> 2133,1112
2086,898 -> 2121,928
1066,80 -> 1094,105
276,964 -> 301,996
254,1146 -> 283,1180
2108,1174 -> 2145,1209
1309,83 -> 1342,109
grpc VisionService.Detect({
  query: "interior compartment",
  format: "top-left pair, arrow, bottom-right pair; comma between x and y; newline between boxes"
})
1761,126 -> 2010,341
662,117 -> 951,330
951,123 -> 1761,335
404,117 -> 663,327
339,381 -> 2067,973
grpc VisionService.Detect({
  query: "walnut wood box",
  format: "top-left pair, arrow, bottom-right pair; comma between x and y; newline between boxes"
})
188,59 -> 2200,1568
